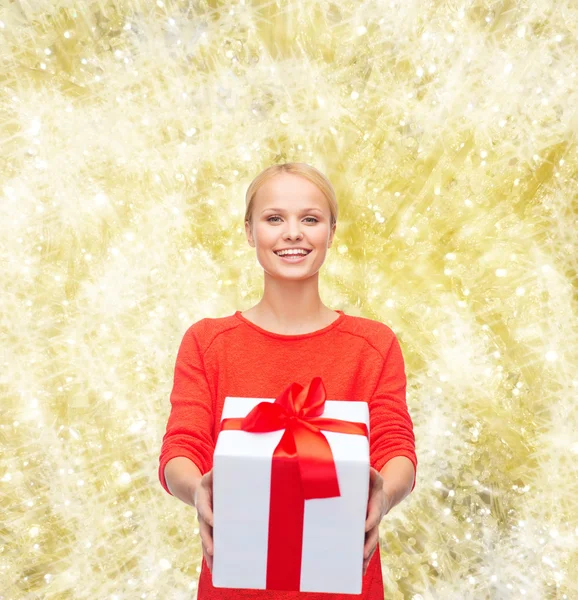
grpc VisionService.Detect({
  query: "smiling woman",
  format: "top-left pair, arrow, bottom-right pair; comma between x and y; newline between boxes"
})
159,162 -> 418,600
242,163 -> 339,306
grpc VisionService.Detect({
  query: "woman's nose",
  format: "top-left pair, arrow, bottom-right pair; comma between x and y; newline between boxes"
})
284,221 -> 303,239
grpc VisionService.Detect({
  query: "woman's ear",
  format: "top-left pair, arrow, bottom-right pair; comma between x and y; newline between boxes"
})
328,223 -> 337,248
245,220 -> 255,248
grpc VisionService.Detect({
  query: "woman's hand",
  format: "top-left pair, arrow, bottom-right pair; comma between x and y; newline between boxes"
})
193,469 -> 214,572
363,466 -> 391,576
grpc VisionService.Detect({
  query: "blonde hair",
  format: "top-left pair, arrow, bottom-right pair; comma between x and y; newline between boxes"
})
244,162 -> 338,228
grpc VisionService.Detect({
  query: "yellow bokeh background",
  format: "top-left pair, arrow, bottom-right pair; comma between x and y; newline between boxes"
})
1,0 -> 577,598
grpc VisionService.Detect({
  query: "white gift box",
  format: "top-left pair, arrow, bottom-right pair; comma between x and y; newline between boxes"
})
212,395 -> 370,594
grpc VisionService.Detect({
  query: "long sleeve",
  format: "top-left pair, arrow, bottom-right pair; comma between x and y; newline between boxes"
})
368,332 -> 417,492
158,323 -> 215,496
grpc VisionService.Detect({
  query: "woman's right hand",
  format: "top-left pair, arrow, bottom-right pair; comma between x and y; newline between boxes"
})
193,468 -> 214,572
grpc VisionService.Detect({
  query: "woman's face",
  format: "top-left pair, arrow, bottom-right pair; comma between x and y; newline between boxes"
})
245,172 -> 336,280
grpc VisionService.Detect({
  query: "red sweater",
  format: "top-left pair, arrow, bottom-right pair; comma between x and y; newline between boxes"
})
159,309 -> 417,600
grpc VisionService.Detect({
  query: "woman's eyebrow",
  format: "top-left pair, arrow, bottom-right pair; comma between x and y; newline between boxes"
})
261,207 -> 323,214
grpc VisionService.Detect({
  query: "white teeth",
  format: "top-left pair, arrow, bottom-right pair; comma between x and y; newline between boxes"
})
275,249 -> 309,256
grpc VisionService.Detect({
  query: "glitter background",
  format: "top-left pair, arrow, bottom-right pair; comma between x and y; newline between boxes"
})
1,0 -> 577,599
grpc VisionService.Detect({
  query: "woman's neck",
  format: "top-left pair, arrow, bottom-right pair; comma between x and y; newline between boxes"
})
241,302 -> 339,336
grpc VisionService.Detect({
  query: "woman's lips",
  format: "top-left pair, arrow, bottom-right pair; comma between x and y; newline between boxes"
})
274,250 -> 312,263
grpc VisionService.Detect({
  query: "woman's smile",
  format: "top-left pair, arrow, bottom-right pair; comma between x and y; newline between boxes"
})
274,249 -> 313,263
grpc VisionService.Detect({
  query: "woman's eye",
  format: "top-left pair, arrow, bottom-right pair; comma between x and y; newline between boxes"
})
267,216 -> 318,223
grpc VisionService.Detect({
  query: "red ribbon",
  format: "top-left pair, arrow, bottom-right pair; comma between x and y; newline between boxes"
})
219,376 -> 369,591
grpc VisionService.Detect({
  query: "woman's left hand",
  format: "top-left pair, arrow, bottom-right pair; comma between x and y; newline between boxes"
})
363,466 -> 391,576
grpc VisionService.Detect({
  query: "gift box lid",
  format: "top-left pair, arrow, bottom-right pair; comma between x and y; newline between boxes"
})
214,397 -> 370,460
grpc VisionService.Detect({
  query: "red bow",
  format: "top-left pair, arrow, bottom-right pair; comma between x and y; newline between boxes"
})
219,376 -> 368,591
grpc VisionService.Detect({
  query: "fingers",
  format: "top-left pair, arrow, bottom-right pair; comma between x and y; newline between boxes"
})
363,521 -> 379,576
369,466 -> 381,487
197,490 -> 214,557
202,499 -> 214,528
364,525 -> 379,561
198,511 -> 214,553
205,497 -> 214,526
197,482 -> 214,528
367,466 -> 376,493
370,466 -> 384,489
202,473 -> 215,525
365,493 -> 381,532
202,541 -> 213,572
365,467 -> 385,532
362,543 -> 377,576
198,502 -> 213,573
197,471 -> 215,572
